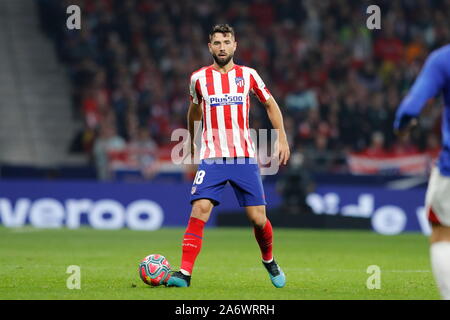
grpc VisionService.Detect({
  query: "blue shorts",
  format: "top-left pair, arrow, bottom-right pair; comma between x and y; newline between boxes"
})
190,157 -> 267,207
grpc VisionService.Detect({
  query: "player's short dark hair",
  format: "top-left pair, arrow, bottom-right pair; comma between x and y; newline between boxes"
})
209,24 -> 235,41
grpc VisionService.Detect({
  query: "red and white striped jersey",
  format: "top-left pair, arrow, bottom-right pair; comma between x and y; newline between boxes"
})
189,64 -> 272,159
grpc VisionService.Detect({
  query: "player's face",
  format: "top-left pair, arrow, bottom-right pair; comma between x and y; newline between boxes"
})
208,33 -> 237,67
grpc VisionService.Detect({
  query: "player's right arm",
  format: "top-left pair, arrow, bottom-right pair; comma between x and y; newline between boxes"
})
186,73 -> 203,159
187,101 -> 202,158
394,49 -> 447,133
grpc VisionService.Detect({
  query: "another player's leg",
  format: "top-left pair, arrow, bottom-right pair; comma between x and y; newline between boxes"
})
246,205 -> 286,288
429,221 -> 450,300
426,168 -> 450,299
167,199 -> 213,287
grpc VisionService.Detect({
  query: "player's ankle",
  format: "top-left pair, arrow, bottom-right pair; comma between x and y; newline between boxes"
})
263,257 -> 274,264
180,269 -> 191,276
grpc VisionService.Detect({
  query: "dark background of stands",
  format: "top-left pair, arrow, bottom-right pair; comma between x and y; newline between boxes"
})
2,0 -> 448,182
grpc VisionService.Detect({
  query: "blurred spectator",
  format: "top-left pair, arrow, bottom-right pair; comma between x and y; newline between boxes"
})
365,131 -> 387,157
285,78 -> 318,112
391,133 -> 420,156
128,127 -> 159,179
374,23 -> 404,64
93,123 -> 126,180
277,151 -> 314,215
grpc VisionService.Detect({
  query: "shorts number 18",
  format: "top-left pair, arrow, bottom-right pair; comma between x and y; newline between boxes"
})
194,170 -> 206,185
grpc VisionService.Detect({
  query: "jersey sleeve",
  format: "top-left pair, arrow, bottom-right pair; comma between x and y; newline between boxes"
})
189,75 -> 202,104
394,49 -> 447,130
250,69 -> 272,103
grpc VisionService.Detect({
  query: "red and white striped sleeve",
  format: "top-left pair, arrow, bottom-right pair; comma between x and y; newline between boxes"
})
189,74 -> 202,104
249,68 -> 271,103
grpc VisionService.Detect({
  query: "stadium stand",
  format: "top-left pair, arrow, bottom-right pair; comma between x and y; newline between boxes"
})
34,0 -> 450,179
0,0 -> 79,167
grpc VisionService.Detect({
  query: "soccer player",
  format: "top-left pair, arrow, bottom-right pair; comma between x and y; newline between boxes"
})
167,24 -> 290,288
394,44 -> 450,300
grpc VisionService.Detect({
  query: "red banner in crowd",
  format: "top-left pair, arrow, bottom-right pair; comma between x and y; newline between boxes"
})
347,152 -> 432,175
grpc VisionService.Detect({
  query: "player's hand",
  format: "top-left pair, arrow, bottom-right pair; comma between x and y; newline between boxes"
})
275,137 -> 290,166
394,115 -> 418,137
181,140 -> 198,179
181,140 -> 196,164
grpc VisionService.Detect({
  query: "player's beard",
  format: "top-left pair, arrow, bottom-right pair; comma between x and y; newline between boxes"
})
212,52 -> 233,67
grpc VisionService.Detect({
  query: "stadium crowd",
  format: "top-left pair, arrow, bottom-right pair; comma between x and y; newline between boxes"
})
37,0 -> 450,179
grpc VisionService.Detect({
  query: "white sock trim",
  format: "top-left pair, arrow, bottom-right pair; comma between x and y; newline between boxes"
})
431,241 -> 450,300
262,258 -> 274,264
180,269 -> 191,276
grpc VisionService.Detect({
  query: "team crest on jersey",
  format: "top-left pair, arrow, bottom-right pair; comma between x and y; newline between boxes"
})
235,77 -> 245,87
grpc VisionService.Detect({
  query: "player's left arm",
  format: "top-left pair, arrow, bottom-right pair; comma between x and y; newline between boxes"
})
394,49 -> 447,134
263,96 -> 291,166
250,69 -> 290,165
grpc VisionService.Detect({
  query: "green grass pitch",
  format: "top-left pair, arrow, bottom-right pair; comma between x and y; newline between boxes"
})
0,226 -> 440,300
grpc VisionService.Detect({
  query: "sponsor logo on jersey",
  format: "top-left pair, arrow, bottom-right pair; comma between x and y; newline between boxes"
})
209,94 -> 244,107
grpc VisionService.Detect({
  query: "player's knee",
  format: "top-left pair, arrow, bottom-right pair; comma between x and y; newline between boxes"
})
249,218 -> 264,228
252,216 -> 267,228
191,199 -> 213,221
247,208 -> 267,228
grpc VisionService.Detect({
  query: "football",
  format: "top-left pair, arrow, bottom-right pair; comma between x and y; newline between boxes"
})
138,254 -> 172,286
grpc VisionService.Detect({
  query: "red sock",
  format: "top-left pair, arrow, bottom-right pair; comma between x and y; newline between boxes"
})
180,217 -> 205,274
254,219 -> 273,262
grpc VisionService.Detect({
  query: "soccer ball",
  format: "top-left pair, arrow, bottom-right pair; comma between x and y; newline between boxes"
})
138,254 -> 171,286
